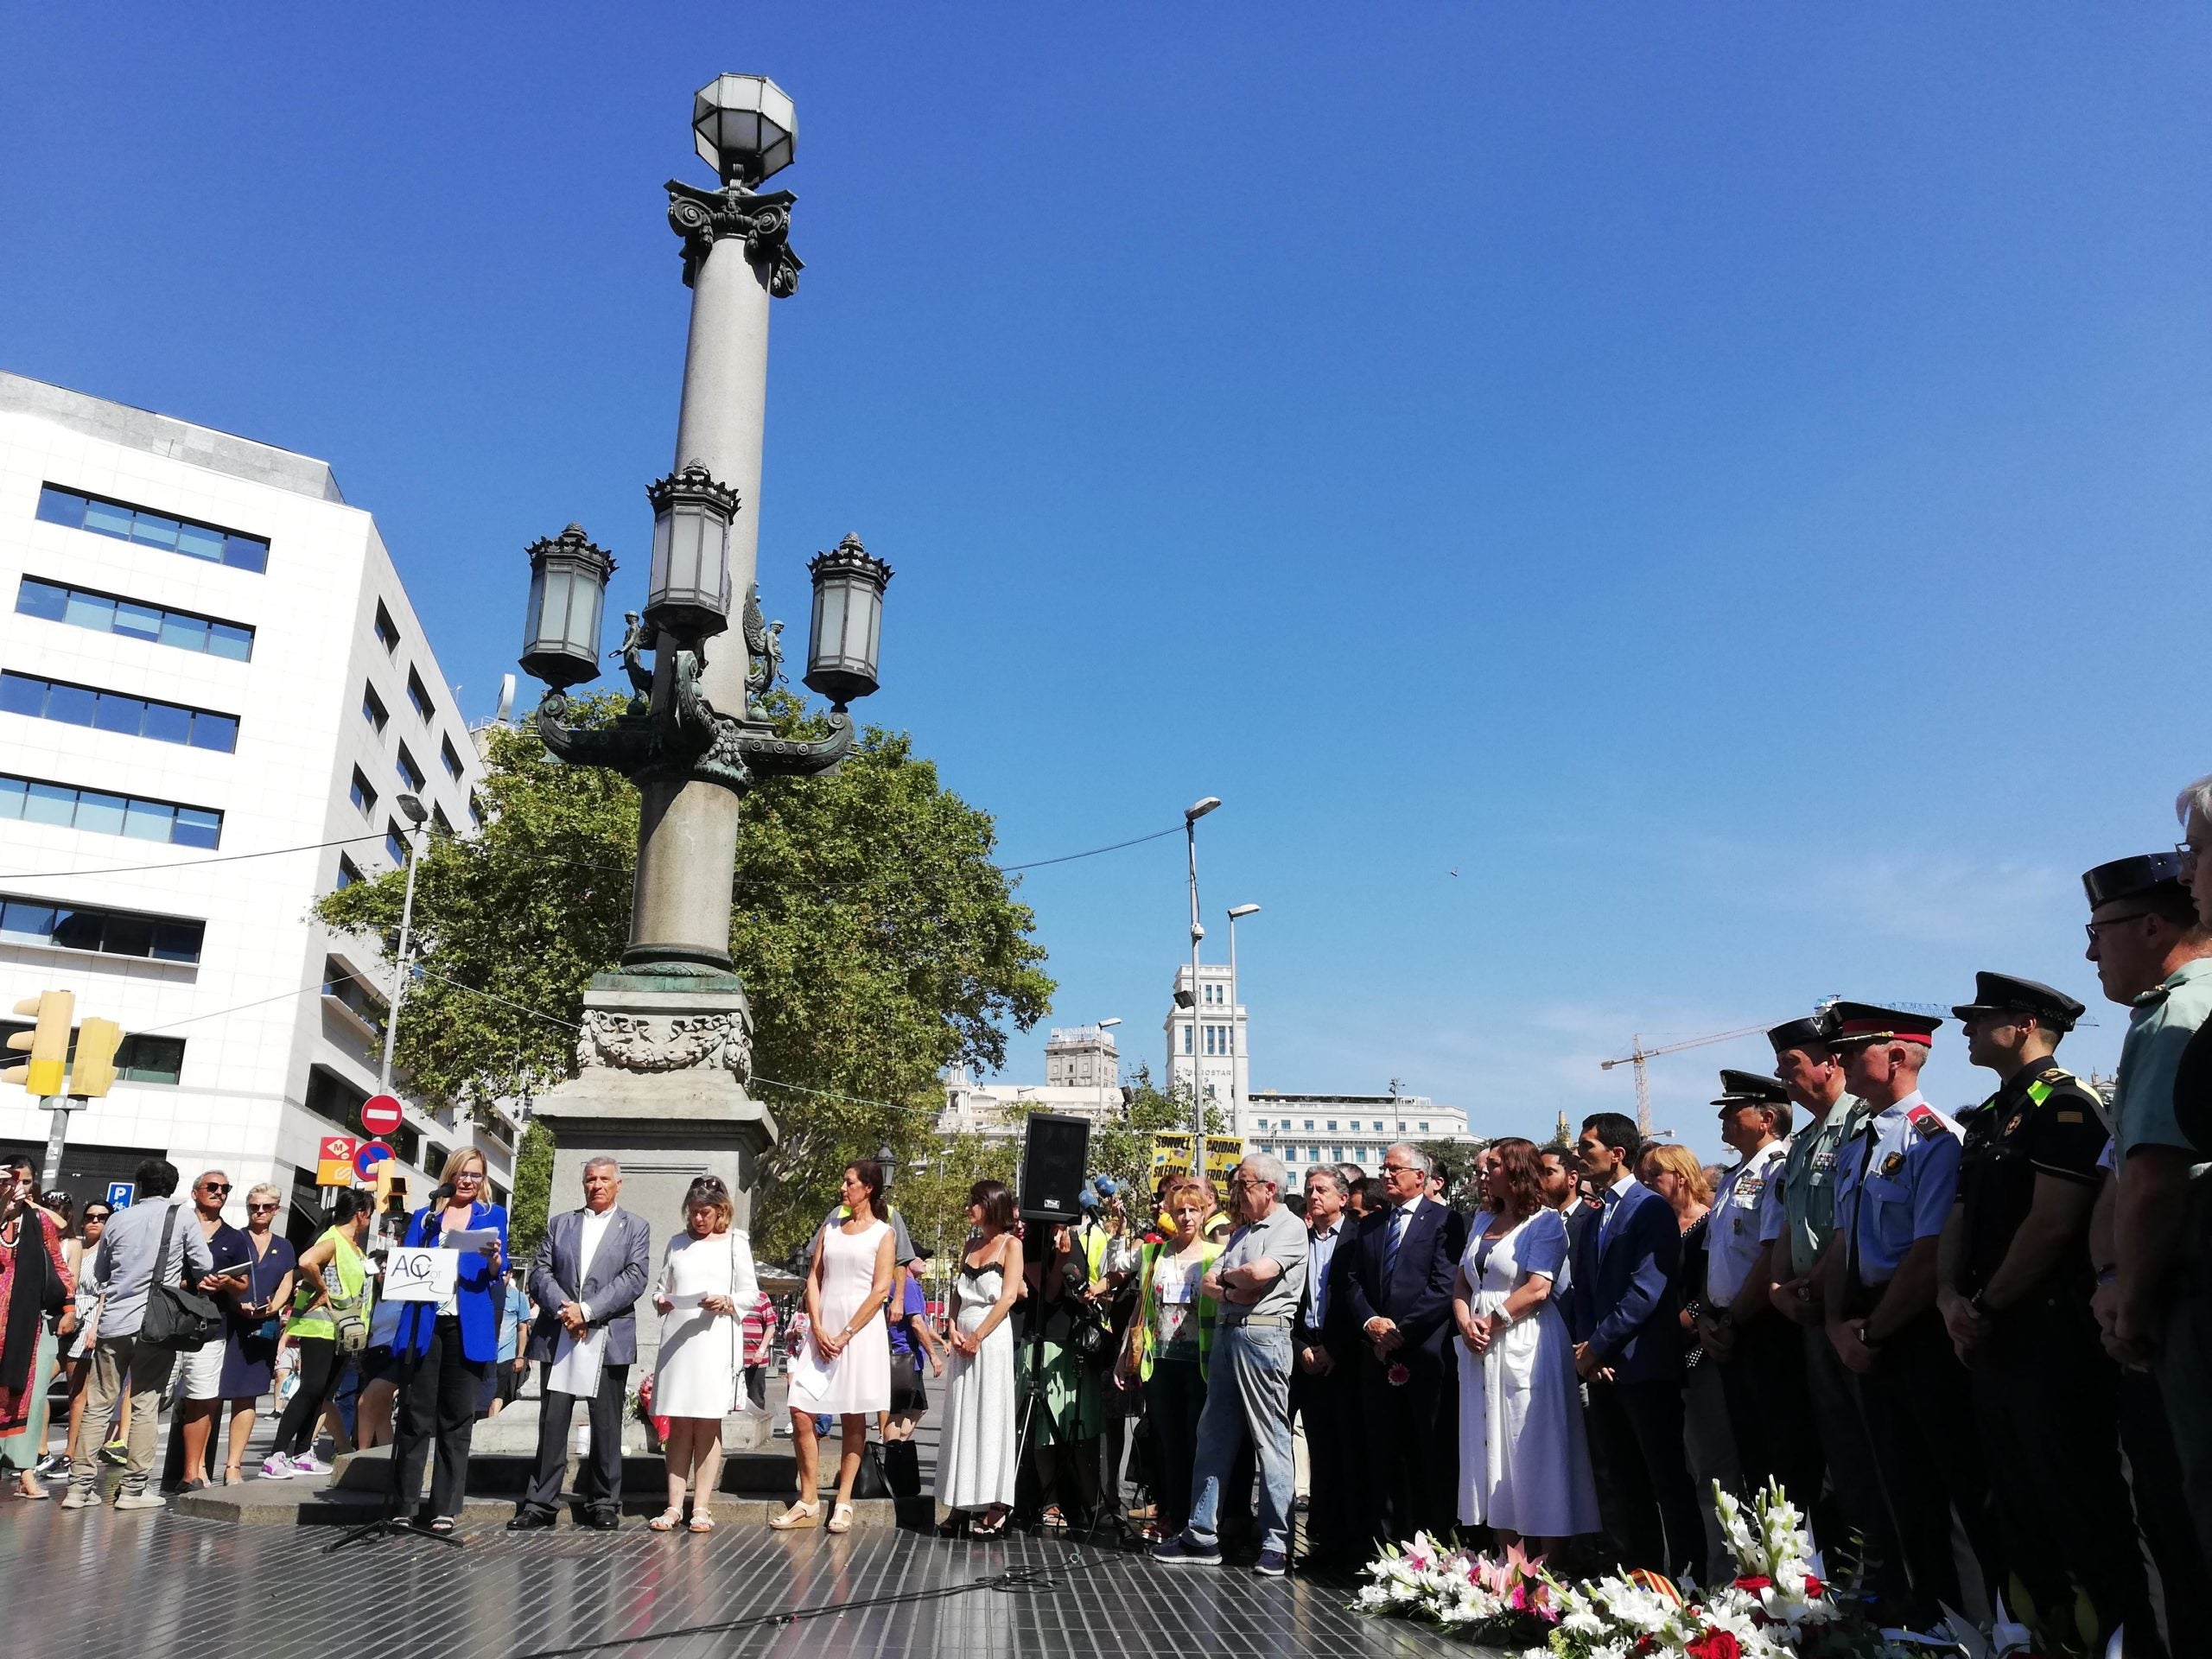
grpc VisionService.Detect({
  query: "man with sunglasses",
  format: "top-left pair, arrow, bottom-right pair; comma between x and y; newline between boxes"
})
2085,849 -> 2212,1576
163,1172 -> 251,1491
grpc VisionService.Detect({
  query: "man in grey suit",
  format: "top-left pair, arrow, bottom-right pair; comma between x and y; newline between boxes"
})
508,1157 -> 652,1531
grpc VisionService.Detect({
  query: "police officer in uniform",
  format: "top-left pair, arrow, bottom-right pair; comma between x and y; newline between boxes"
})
1761,1010 -> 1904,1605
1695,1071 -> 1820,1514
1821,1003 -> 2002,1632
1937,972 -> 2161,1654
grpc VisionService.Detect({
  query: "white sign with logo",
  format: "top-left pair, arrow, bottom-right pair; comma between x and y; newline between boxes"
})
382,1246 -> 460,1303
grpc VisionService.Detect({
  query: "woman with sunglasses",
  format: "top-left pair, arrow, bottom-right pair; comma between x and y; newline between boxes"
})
264,1188 -> 373,1477
43,1200 -> 107,1479
217,1184 -> 295,1484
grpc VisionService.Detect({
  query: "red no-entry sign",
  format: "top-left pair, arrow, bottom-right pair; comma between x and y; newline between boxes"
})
361,1094 -> 404,1136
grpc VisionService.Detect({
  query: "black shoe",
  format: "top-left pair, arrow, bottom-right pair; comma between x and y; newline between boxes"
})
505,1510 -> 557,1532
582,1511 -> 621,1531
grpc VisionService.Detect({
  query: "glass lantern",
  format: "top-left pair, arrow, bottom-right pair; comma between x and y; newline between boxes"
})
644,464 -> 740,639
804,533 -> 893,709
519,524 -> 614,690
693,73 -> 797,187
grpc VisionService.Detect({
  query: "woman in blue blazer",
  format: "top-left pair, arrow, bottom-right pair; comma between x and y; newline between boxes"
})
390,1147 -> 508,1531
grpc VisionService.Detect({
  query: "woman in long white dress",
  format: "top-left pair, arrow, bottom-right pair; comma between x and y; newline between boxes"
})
773,1160 -> 895,1535
935,1179 -> 1021,1537
1452,1136 -> 1600,1550
649,1175 -> 758,1533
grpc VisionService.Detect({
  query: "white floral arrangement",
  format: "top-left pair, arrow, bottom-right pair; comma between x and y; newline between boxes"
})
1355,1480 -> 1923,1659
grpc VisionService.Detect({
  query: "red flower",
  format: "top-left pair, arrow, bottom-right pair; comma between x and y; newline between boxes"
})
1386,1363 -> 1411,1386
1802,1573 -> 1824,1598
1732,1575 -> 1772,1592
1684,1630 -> 1741,1659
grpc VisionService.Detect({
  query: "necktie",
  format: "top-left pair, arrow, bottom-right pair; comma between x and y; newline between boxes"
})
1384,1205 -> 1409,1279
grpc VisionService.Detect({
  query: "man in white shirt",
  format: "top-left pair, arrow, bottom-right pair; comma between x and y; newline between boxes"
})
1291,1166 -> 1358,1567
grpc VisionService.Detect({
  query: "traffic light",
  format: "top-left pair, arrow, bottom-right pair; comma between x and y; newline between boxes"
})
375,1161 -> 409,1216
3,991 -> 75,1096
71,1019 -> 125,1099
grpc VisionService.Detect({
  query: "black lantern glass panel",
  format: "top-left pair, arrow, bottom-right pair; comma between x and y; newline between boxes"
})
519,524 -> 614,690
644,464 -> 740,640
804,533 -> 893,709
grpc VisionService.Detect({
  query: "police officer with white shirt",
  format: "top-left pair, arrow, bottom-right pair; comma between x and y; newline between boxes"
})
1694,1071 -> 1818,1515
1822,1003 -> 2002,1633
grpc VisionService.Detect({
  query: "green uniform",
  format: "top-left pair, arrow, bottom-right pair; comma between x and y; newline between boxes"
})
1767,1093 -> 1872,1279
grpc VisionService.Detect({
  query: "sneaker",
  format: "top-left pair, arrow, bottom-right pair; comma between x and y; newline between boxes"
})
60,1487 -> 99,1510
1252,1548 -> 1288,1578
99,1440 -> 129,1466
288,1453 -> 330,1477
258,1455 -> 295,1480
1150,1535 -> 1223,1567
113,1490 -> 168,1511
35,1453 -> 69,1479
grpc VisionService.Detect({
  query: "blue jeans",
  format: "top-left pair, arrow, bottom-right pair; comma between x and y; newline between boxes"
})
1185,1321 -> 1294,1554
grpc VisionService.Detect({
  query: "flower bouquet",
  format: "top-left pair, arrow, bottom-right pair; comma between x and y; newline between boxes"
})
1356,1480 -> 1921,1658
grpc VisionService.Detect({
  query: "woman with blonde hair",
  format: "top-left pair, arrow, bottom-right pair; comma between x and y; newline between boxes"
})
1637,1138 -> 1738,1578
649,1175 -> 758,1532
217,1182 -> 293,1484
1115,1175 -> 1220,1542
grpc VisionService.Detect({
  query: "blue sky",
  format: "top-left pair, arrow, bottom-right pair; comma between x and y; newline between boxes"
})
5,9 -> 2209,1156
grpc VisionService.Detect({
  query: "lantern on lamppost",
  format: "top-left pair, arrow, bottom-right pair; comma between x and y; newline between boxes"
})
692,73 -> 797,188
804,534 -> 893,709
520,525 -> 616,690
645,464 -> 740,640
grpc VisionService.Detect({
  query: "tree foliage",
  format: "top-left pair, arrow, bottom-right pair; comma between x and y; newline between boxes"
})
507,1121 -> 556,1263
315,692 -> 1055,1263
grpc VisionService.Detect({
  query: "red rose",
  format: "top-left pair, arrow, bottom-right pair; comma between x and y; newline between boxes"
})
1386,1363 -> 1411,1386
1684,1630 -> 1741,1659
1802,1573 -> 1824,1598
1732,1576 -> 1772,1592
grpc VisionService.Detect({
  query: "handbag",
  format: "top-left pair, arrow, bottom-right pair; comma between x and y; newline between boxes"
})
849,1440 -> 890,1500
140,1203 -> 226,1351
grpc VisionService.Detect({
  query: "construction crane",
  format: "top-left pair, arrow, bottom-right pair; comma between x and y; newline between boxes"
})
1600,1023 -> 1787,1139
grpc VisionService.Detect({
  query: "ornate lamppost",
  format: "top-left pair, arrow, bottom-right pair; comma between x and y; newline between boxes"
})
514,74 -> 889,1377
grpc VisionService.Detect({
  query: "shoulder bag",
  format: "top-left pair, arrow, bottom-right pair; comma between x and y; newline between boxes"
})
140,1203 -> 226,1351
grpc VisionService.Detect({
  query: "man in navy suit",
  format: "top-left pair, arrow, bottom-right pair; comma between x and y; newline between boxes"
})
1337,1143 -> 1468,1547
1565,1111 -> 1700,1577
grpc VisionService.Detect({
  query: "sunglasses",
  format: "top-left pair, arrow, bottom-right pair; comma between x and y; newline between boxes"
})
200,1184 -> 232,1195
248,1202 -> 279,1212
84,1211 -> 111,1223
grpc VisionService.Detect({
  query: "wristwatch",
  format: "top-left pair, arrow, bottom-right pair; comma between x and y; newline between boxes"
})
1967,1288 -> 1993,1320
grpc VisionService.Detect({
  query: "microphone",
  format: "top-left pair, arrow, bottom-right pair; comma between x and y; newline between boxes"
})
432,1183 -> 456,1205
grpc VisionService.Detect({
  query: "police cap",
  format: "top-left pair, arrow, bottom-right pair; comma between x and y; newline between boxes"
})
1950,970 -> 2085,1033
1767,1011 -> 1834,1057
1827,1002 -> 1941,1048
2082,852 -> 2187,911
1712,1068 -> 1789,1107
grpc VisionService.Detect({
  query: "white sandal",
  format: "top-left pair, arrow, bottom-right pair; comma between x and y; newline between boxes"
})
826,1501 -> 855,1535
768,1499 -> 820,1530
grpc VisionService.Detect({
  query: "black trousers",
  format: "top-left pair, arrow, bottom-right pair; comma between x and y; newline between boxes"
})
1290,1338 -> 1362,1560
1973,1292 -> 2158,1649
1586,1376 -> 1703,1579
1857,1310 -> 2001,1625
1357,1349 -> 1457,1548
1717,1315 -> 1824,1520
2119,1368 -> 2212,1656
391,1318 -> 490,1522
524,1363 -> 630,1518
270,1336 -> 341,1459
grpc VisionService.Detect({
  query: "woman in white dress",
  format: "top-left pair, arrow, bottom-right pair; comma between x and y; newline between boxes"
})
935,1179 -> 1021,1537
772,1160 -> 895,1535
649,1175 -> 758,1534
1452,1136 -> 1600,1551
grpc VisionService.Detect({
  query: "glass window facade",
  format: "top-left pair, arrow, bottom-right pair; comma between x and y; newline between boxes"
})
350,767 -> 377,817
396,743 -> 424,791
362,683 -> 388,733
406,668 -> 433,721
0,894 -> 203,961
440,736 -> 463,781
0,774 -> 219,847
36,485 -> 268,573
0,1021 -> 186,1085
373,603 -> 399,653
0,671 -> 238,752
16,577 -> 253,661
385,823 -> 408,866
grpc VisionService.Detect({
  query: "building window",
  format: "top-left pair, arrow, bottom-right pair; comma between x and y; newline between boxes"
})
1419,1122 -> 1429,1134
0,773 -> 219,847
385,823 -> 409,867
0,1021 -> 186,1085
1182,1024 -> 1192,1054
373,602 -> 400,654
1307,1145 -> 1320,1161
1326,1121 -> 1338,1132
467,791 -> 483,830
1332,1147 -> 1344,1161
396,743 -> 425,792
35,484 -> 268,574
440,736 -> 463,781
335,854 -> 362,890
0,895 -> 204,962
432,804 -> 452,836
350,767 -> 378,817
1304,1119 -> 1314,1131
0,671 -> 238,752
322,957 -> 386,1033
362,683 -> 388,734
16,577 -> 253,661
406,668 -> 434,722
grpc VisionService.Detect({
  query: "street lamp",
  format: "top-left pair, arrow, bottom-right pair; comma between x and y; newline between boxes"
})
1182,797 -> 1221,1146
520,525 -> 615,690
693,73 -> 797,187
804,533 -> 893,709
378,792 -> 429,1094
1224,903 -> 1260,1130
875,1141 -> 898,1192
644,464 -> 740,639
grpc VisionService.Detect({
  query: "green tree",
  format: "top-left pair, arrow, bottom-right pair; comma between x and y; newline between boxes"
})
1414,1137 -> 1491,1211
508,1121 -> 555,1263
315,693 -> 1054,1264
887,1133 -> 1018,1266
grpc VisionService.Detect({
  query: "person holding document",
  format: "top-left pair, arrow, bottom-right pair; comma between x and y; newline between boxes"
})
647,1175 -> 756,1532
510,1157 -> 652,1532
389,1148 -> 507,1535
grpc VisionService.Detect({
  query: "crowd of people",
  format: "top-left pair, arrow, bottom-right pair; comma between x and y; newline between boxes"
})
7,775 -> 2212,1656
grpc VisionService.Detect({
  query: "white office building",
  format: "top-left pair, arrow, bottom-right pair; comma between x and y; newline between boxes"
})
0,372 -> 508,1235
1242,1090 -> 1476,1173
1164,962 -> 1248,1112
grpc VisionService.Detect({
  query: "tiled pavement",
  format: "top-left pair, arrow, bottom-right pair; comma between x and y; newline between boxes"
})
0,1505 -> 1487,1659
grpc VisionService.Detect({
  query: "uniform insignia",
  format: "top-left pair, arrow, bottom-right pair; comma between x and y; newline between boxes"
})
1880,1151 -> 1905,1179
2004,1115 -> 2025,1136
2056,1109 -> 2084,1123
1905,1103 -> 1944,1139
